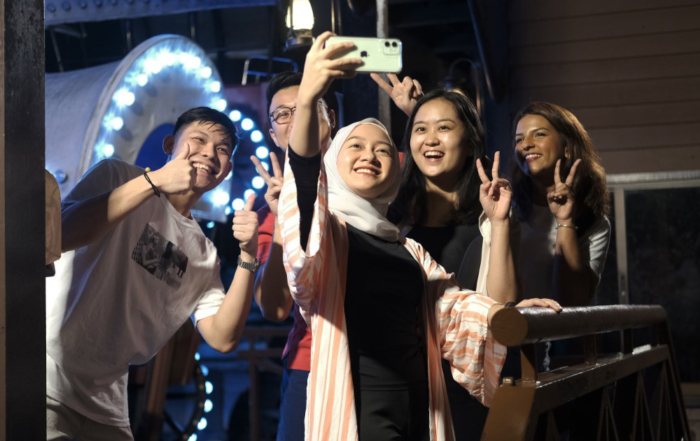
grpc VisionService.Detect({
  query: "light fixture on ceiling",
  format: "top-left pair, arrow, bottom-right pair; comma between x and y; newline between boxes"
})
285,0 -> 315,49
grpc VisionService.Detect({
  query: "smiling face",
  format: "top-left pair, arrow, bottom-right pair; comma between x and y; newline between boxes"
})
409,98 -> 471,188
166,121 -> 234,194
268,85 -> 334,152
514,114 -> 569,181
336,124 -> 397,199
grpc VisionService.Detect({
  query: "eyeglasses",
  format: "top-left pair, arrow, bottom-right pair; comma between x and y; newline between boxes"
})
269,101 -> 329,125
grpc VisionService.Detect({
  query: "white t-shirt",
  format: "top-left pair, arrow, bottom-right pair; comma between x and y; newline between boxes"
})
519,205 -> 611,300
46,159 -> 226,426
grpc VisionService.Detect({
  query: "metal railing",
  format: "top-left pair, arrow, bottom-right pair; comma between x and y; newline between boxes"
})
483,305 -> 691,440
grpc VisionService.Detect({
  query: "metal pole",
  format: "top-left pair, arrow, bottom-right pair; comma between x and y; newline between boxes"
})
376,0 -> 391,131
613,187 -> 629,305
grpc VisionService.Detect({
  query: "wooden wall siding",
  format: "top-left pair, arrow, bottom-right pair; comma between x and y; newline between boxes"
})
507,0 -> 700,174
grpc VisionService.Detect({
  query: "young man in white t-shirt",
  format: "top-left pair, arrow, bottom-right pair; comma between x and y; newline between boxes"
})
46,107 -> 260,440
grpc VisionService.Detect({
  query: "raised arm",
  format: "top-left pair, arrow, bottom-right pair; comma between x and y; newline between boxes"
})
548,159 -> 599,306
476,152 -> 520,303
251,152 -> 294,321
290,32 -> 360,158
197,194 -> 258,353
62,146 -> 197,251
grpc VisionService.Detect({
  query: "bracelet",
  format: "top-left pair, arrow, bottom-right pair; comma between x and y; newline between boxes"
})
556,223 -> 577,230
143,172 -> 161,197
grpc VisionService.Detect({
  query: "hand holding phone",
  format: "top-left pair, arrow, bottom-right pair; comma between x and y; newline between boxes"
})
299,32 -> 362,103
326,36 -> 403,74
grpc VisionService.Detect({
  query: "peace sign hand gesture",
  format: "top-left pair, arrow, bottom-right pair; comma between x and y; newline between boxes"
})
476,152 -> 512,224
370,73 -> 424,117
547,158 -> 581,222
250,152 -> 283,216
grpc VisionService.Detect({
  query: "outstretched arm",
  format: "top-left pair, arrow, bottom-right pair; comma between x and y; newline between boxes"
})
62,145 -> 197,251
415,238 -> 560,406
198,194 -> 258,353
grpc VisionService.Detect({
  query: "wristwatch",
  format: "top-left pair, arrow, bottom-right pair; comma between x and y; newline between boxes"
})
237,255 -> 261,273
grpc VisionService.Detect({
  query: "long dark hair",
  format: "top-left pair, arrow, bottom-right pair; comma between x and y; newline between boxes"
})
390,89 -> 487,227
509,102 -> 610,235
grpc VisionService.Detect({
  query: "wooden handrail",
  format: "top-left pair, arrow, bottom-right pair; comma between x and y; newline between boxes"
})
490,305 -> 667,346
483,305 -> 691,440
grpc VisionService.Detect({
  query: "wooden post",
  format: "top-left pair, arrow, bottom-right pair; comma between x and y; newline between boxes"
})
0,0 -> 46,438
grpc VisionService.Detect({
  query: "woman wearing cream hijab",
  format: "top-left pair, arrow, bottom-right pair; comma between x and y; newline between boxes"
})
273,32 -> 562,441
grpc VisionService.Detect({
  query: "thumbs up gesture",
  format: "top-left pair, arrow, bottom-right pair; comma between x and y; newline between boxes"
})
232,193 -> 259,256
149,143 -> 197,195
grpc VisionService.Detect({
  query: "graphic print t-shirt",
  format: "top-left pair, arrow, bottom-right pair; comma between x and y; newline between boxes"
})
46,159 -> 225,426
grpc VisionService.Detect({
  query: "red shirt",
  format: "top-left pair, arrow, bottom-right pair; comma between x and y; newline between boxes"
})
257,204 -> 312,371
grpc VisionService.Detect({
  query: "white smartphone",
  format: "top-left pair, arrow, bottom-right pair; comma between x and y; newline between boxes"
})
326,36 -> 403,74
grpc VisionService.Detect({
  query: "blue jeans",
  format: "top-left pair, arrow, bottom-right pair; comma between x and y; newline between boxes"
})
276,358 -> 309,441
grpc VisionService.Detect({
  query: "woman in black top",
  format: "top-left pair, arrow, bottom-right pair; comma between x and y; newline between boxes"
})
375,83 -> 520,439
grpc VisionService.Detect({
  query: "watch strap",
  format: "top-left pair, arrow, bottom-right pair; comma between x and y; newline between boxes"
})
237,255 -> 261,273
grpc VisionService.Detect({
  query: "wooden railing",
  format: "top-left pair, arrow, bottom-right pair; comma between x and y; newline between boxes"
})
236,327 -> 290,441
483,305 -> 691,440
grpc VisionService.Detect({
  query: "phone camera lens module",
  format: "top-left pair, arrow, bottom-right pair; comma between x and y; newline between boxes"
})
392,42 -> 397,47
385,41 -> 390,47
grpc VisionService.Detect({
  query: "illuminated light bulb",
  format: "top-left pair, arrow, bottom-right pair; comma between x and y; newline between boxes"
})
209,81 -> 221,93
255,146 -> 269,159
261,162 -> 269,171
101,143 -> 115,158
285,0 -> 315,30
136,74 -> 148,87
199,67 -> 212,79
252,176 -> 265,189
212,189 -> 230,206
229,110 -> 242,122
201,365 -> 209,376
224,170 -> 233,181
194,352 -> 201,361
183,53 -> 202,70
206,221 -> 215,229
114,88 -> 135,107
197,417 -> 208,431
213,99 -> 227,112
244,189 -> 256,200
250,130 -> 263,143
241,118 -> 254,131
178,52 -> 190,65
205,381 -> 214,394
204,399 -> 213,413
162,51 -> 176,66
188,435 -> 197,441
224,207 -> 231,215
109,117 -> 124,131
144,57 -> 162,74
231,198 -> 245,210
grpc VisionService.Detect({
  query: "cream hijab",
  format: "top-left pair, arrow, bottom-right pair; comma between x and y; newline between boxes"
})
323,118 -> 402,242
